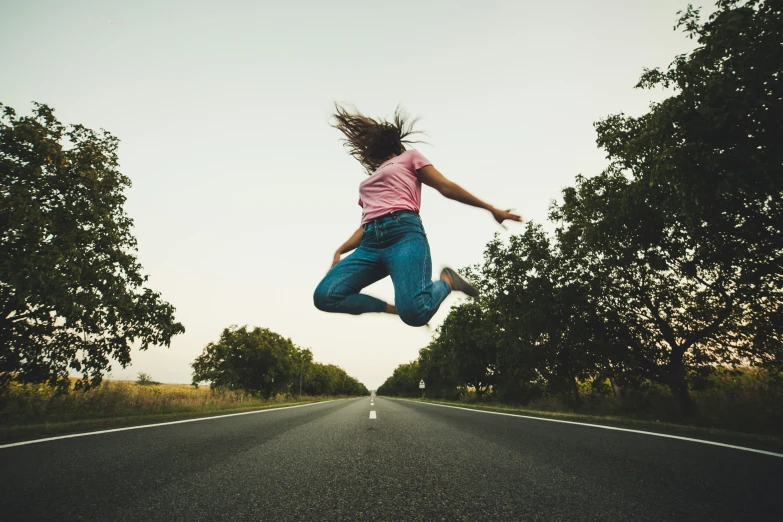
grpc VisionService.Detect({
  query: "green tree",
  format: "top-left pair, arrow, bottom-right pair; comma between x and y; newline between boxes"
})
136,372 -> 159,386
552,0 -> 783,414
193,328 -> 368,398
191,325 -> 298,398
302,362 -> 334,396
472,225 -> 599,404
377,361 -> 420,397
302,361 -> 368,396
432,302 -> 500,400
418,342 -> 460,399
0,103 -> 184,391
624,0 -> 783,366
377,1 -> 782,415
294,347 -> 313,398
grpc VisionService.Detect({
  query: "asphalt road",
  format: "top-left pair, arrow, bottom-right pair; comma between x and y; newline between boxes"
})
1,397 -> 780,521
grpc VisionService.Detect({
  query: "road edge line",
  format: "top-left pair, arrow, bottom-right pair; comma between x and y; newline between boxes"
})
0,399 -> 348,450
391,398 -> 783,458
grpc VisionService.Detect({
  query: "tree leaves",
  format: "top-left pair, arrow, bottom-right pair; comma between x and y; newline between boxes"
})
1,103 -> 185,391
376,0 -> 782,416
191,325 -> 368,397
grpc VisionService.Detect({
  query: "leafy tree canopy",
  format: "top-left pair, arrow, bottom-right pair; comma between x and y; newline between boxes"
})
192,325 -> 368,397
377,1 -> 782,417
1,103 -> 184,391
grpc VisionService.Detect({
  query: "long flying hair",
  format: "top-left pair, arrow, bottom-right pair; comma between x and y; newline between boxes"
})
331,104 -> 425,175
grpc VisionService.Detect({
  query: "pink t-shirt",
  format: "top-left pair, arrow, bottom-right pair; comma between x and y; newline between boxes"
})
358,149 -> 432,224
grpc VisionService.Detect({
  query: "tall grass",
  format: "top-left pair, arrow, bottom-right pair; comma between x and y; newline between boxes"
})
442,367 -> 783,437
688,367 -> 783,435
0,380 -> 325,427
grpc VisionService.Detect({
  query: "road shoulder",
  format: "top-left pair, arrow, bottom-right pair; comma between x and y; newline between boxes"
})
388,397 -> 783,454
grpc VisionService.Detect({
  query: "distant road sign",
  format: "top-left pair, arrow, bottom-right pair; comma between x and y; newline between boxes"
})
419,380 -> 425,389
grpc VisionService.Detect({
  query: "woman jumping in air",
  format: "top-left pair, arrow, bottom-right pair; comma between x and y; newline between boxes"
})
313,105 -> 521,327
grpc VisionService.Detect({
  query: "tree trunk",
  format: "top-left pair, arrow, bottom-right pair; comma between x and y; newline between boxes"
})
570,376 -> 581,407
609,377 -> 623,401
668,361 -> 695,418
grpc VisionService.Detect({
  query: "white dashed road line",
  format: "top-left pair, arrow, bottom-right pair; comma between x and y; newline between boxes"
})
369,411 -> 377,419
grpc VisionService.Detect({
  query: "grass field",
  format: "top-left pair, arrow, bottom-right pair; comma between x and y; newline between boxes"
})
494,368 -> 783,437
0,379 -> 345,442
392,367 -> 783,441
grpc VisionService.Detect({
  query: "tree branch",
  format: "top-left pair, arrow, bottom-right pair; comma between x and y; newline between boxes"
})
637,288 -> 681,354
682,285 -> 734,352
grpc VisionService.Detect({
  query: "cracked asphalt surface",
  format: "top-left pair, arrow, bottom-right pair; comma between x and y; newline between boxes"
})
1,396 -> 780,521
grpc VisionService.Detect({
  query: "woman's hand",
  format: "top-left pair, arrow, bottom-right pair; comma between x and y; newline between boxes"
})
491,208 -> 522,228
330,226 -> 363,270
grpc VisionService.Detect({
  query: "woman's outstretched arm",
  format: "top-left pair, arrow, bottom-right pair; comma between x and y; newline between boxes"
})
332,225 -> 364,268
418,165 -> 522,226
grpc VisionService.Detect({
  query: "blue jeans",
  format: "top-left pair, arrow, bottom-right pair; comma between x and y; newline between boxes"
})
313,211 -> 451,327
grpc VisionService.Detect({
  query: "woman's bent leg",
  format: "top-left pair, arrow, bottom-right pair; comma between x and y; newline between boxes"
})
385,233 -> 451,327
313,246 -> 389,315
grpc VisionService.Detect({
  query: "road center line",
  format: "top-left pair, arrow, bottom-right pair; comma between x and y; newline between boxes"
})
369,411 -> 377,419
0,399 -> 346,450
394,399 -> 783,458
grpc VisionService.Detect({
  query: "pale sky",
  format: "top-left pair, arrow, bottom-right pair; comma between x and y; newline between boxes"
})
1,0 -> 706,389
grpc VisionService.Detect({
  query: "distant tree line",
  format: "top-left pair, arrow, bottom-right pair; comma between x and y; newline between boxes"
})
191,325 -> 369,398
378,0 -> 782,417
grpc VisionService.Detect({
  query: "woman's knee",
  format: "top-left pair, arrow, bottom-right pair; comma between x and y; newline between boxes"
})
397,304 -> 432,327
313,281 -> 335,312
